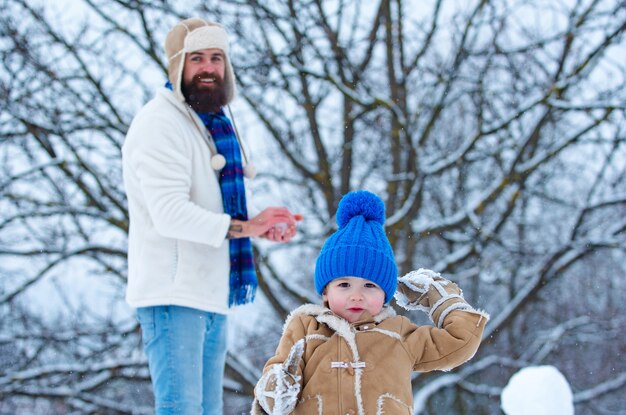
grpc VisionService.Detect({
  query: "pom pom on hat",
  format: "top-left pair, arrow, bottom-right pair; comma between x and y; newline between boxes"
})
337,190 -> 386,228
314,190 -> 398,303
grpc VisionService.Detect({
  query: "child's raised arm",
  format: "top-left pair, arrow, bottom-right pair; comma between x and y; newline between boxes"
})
395,268 -> 489,372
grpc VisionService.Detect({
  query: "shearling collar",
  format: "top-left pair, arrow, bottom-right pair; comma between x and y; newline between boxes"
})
283,303 -> 397,334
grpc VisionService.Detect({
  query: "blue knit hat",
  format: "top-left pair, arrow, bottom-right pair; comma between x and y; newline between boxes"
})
314,190 -> 398,303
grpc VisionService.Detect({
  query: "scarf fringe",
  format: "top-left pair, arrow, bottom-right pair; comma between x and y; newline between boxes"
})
229,283 -> 257,307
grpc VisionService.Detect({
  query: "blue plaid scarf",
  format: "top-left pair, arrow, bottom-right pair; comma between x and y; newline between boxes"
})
198,111 -> 257,307
198,110 -> 257,307
166,80 -> 257,306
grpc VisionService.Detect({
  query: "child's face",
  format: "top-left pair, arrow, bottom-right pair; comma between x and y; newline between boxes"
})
323,276 -> 385,323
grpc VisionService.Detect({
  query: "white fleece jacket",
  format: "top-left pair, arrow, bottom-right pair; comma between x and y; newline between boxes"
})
122,88 -> 253,314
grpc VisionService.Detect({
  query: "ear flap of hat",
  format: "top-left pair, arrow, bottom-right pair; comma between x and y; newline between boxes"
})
164,18 -> 236,104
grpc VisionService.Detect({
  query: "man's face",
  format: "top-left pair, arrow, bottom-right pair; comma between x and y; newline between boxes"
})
182,48 -> 227,113
322,276 -> 385,323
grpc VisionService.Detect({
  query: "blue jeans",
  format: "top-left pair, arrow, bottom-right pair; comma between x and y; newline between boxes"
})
137,305 -> 228,415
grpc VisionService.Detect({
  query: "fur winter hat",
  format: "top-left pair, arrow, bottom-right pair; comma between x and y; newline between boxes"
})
164,18 -> 236,104
314,190 -> 398,303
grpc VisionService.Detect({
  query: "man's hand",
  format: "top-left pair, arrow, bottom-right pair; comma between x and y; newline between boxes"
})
227,208 -> 302,240
262,213 -> 303,243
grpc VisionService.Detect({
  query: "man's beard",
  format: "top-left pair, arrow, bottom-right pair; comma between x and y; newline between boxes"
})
182,72 -> 227,113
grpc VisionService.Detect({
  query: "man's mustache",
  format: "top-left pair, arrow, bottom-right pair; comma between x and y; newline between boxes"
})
192,72 -> 224,85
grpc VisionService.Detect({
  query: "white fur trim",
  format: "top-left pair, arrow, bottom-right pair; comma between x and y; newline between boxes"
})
376,392 -> 411,414
184,25 -> 229,53
400,268 -> 443,286
305,333 -> 330,342
432,279 -> 451,297
369,327 -> 402,340
254,365 -> 274,412
284,303 -> 395,330
284,339 -> 305,374
354,361 -> 366,415
428,294 -> 464,321
315,395 -> 323,414
316,313 -> 358,358
174,52 -> 186,102
282,304 -> 327,334
298,394 -> 323,414
394,288 -> 429,312
435,301 -> 472,328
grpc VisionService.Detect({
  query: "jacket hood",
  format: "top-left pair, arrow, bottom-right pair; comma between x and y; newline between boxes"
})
164,18 -> 236,104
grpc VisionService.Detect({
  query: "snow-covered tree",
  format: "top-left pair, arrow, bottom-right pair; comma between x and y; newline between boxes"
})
1,0 -> 625,413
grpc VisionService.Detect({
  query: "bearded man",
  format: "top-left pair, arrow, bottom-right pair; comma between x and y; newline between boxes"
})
122,18 -> 300,414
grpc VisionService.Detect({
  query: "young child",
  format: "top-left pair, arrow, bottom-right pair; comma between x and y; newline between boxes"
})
251,190 -> 489,415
